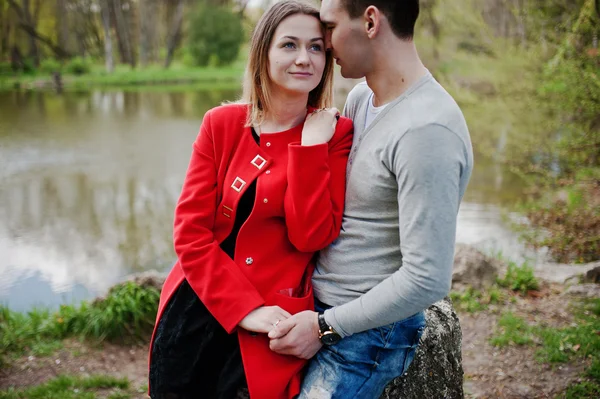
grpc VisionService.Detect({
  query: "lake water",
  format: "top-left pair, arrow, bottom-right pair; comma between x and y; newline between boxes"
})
0,88 -> 544,311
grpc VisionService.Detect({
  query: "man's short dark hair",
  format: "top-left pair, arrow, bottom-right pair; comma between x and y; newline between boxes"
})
342,0 -> 419,40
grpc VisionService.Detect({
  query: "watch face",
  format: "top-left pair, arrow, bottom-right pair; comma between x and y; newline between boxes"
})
321,331 -> 341,345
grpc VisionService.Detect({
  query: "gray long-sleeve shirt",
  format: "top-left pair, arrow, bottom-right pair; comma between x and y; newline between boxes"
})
315,73 -> 473,337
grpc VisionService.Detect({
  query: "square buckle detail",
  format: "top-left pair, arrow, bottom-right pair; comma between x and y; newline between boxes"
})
231,177 -> 246,193
251,155 -> 267,170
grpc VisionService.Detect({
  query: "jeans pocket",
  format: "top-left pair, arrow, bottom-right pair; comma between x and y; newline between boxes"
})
384,311 -> 426,349
402,325 -> 425,374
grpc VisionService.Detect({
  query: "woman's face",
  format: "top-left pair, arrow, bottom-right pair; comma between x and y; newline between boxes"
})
267,14 -> 326,98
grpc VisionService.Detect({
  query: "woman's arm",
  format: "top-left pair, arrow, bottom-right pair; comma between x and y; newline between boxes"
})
283,117 -> 353,252
174,110 -> 265,333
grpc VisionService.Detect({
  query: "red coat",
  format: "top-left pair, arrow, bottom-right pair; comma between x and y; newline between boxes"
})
149,104 -> 353,399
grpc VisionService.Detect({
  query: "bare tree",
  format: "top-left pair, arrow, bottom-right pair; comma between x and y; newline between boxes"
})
139,0 -> 158,66
20,0 -> 40,65
0,0 -> 11,59
112,0 -> 136,67
55,0 -> 69,53
164,0 -> 184,68
8,0 -> 71,59
100,0 -> 114,73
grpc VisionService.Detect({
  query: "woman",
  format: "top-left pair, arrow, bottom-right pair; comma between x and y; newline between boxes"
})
148,1 -> 353,398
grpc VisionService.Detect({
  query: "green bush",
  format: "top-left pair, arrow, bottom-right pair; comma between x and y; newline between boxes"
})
65,57 -> 91,75
496,261 -> 539,295
0,62 -> 13,76
40,58 -> 62,74
21,58 -> 36,75
188,6 -> 244,66
0,282 -> 160,364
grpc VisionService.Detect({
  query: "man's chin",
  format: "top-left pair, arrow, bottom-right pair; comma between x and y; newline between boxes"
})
340,68 -> 365,80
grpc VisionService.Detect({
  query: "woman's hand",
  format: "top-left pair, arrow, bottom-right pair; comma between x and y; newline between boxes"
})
301,108 -> 340,146
238,306 -> 292,334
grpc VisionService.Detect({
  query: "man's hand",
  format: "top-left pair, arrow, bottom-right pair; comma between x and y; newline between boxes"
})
268,310 -> 323,359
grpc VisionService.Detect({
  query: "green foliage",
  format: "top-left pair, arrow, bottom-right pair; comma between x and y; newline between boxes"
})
519,182 -> 600,263
490,312 -> 535,347
536,299 -> 600,363
40,58 -> 62,74
66,57 -> 92,76
0,374 -> 130,399
188,5 -> 245,66
496,261 -> 539,294
0,62 -> 13,77
450,286 -> 504,313
490,299 -> 600,396
21,58 -> 36,75
564,381 -> 600,399
0,282 -> 160,363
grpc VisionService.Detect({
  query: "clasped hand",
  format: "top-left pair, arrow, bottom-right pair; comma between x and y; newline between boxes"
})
238,307 -> 323,359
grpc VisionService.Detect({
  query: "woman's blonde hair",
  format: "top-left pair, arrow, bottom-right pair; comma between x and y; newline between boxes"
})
241,0 -> 334,127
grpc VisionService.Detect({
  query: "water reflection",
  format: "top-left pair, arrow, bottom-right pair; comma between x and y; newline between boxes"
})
0,87 -> 534,311
0,89 -> 238,311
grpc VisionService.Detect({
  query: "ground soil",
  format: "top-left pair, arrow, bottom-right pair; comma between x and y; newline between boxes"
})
461,283 -> 591,398
0,282 -> 594,398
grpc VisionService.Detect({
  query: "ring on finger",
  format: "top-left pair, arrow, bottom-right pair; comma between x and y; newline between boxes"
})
274,319 -> 280,327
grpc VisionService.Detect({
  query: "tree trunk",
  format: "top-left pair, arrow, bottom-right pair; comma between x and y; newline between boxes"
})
163,0 -> 184,69
112,0 -> 135,67
55,0 -> 69,54
100,0 -> 114,73
21,0 -> 39,65
0,0 -> 9,59
139,0 -> 158,67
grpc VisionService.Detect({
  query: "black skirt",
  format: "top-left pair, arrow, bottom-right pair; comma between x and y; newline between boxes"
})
150,128 -> 259,398
149,279 -> 247,399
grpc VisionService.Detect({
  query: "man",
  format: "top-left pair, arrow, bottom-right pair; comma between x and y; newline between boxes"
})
269,0 -> 473,397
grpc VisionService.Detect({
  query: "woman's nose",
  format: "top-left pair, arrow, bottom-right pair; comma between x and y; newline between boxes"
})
295,47 -> 310,65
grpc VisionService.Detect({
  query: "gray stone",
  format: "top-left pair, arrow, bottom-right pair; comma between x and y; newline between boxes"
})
124,270 -> 168,291
535,261 -> 600,284
452,244 -> 503,291
564,284 -> 600,298
381,297 -> 464,399
585,265 -> 600,284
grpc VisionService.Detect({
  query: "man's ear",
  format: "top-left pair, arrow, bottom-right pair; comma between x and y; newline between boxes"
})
364,5 -> 381,39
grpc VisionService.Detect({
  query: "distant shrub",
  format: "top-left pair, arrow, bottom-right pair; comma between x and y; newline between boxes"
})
40,58 -> 62,74
66,56 -> 91,75
0,62 -> 12,76
22,58 -> 36,75
188,6 -> 244,66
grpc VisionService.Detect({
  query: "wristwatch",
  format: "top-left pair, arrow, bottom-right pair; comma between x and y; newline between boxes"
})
317,312 -> 341,345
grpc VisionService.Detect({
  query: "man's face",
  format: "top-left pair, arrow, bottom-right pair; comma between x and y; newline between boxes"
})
320,0 -> 370,79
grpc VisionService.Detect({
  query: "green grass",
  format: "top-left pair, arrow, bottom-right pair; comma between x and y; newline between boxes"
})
490,299 -> 600,396
450,286 -> 504,313
489,312 -> 536,347
496,261 -> 540,295
0,375 -> 130,399
450,259 -> 538,314
0,62 -> 245,91
0,282 -> 160,364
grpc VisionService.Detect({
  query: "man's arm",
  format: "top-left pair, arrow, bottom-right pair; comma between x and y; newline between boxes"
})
324,124 -> 469,336
269,124 -> 470,353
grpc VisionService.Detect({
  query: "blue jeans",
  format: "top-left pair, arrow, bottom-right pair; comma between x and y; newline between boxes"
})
298,300 -> 426,399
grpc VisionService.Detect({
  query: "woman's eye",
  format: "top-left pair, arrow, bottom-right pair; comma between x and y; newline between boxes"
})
310,44 -> 323,51
283,42 -> 295,49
